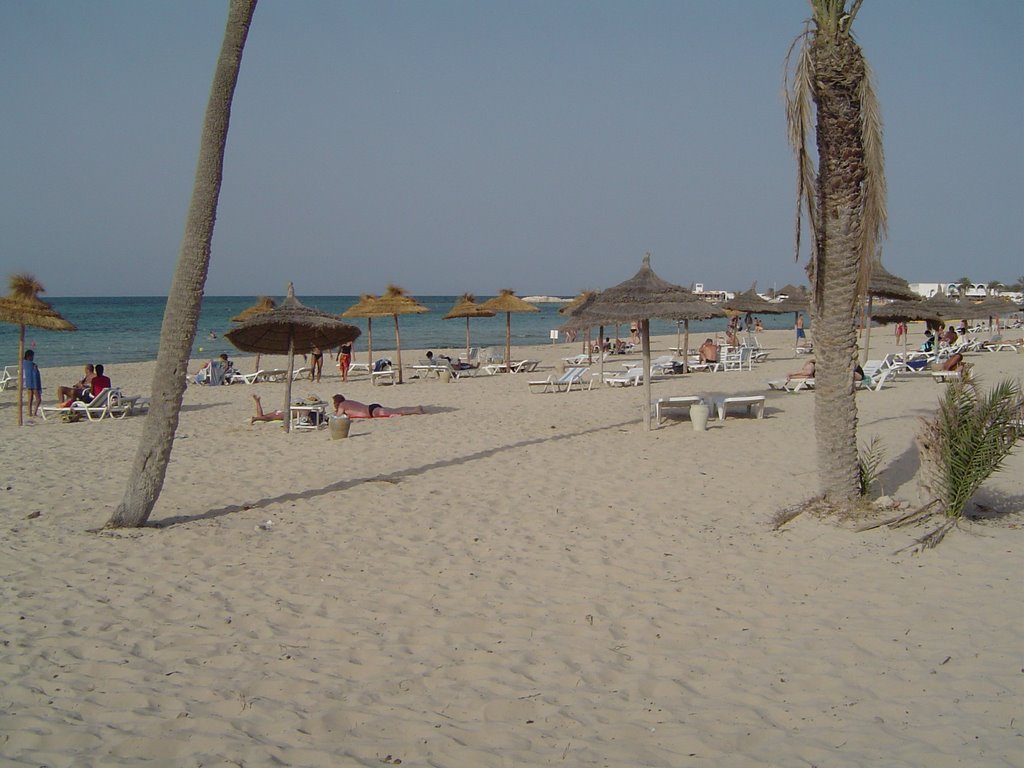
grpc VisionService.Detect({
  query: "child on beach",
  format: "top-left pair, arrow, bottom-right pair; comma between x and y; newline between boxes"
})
22,350 -> 42,418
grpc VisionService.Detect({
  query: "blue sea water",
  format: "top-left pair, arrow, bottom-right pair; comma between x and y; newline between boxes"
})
0,295 -> 799,369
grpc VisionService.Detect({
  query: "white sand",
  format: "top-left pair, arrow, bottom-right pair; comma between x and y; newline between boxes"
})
1,328 -> 1022,767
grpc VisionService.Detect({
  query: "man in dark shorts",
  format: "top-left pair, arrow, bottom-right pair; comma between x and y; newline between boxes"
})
332,394 -> 424,418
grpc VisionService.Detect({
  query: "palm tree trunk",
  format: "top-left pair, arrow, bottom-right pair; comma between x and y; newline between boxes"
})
641,319 -> 651,431
108,0 -> 257,528
366,318 -> 373,370
283,330 -> 295,434
16,325 -> 25,426
393,314 -> 403,384
811,35 -> 866,502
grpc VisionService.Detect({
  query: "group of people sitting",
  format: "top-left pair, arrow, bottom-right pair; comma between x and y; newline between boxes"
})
56,363 -> 112,406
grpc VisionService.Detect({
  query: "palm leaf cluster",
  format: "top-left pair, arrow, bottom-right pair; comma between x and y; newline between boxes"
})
917,375 -> 1023,522
785,0 -> 885,310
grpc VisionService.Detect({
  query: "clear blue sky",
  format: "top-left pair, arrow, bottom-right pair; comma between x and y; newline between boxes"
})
2,1 -> 1021,297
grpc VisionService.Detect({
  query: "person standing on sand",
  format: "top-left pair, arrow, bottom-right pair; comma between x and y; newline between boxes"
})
337,343 -> 352,382
795,313 -> 807,345
310,346 -> 324,382
22,349 -> 42,418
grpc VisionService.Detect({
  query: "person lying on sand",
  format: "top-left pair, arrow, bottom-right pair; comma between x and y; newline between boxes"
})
250,394 -> 285,424
332,394 -> 424,418
786,359 -> 815,382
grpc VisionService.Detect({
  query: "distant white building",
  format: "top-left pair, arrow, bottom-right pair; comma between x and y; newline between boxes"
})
909,282 -> 991,299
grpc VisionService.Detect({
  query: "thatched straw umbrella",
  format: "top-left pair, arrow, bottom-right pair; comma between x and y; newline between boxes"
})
870,299 -> 939,364
922,292 -> 966,325
861,263 -> 920,362
442,293 -> 495,361
371,285 -> 429,384
559,291 -> 599,358
0,273 -> 77,425
480,289 -> 540,371
721,283 -> 788,348
226,283 -> 361,433
962,295 -> 1017,331
230,295 -> 277,372
572,254 -> 722,431
721,282 -> 788,316
341,294 -> 382,370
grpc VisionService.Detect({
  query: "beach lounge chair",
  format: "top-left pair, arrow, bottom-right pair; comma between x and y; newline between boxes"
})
654,395 -> 704,424
227,369 -> 263,384
0,365 -> 14,391
193,360 -> 227,385
528,366 -> 590,393
510,359 -> 540,373
720,346 -> 753,372
714,395 -> 766,420
370,361 -> 396,385
931,370 -> 962,384
604,367 -> 644,387
40,387 -> 118,422
767,377 -> 814,393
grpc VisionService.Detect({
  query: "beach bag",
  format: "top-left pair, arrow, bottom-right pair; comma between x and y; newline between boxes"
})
373,358 -> 392,372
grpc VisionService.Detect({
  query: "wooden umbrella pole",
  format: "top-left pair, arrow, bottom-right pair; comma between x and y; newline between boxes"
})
394,314 -> 404,384
505,312 -> 511,372
367,318 -> 374,371
465,317 -> 471,360
682,319 -> 691,374
283,330 -> 295,433
17,325 -> 25,426
641,318 -> 652,431
598,324 -> 605,382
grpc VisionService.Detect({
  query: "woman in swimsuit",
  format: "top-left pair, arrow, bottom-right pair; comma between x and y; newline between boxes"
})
310,346 -> 324,382
337,343 -> 352,382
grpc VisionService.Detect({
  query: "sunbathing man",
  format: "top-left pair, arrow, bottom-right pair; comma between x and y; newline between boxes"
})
698,338 -> 719,365
332,394 -> 424,418
786,359 -> 816,383
250,394 -> 285,424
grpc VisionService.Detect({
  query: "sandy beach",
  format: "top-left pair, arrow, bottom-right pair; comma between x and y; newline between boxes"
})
1,327 -> 1021,767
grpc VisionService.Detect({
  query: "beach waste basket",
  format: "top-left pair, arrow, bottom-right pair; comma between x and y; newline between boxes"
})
690,402 -> 710,432
329,414 -> 351,439
439,369 -> 451,383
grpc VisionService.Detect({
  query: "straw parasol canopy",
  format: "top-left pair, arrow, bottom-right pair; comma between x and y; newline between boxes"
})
0,273 -> 77,425
867,263 -> 918,301
774,284 -> 810,313
371,285 -> 429,384
922,292 -> 966,322
226,283 -> 361,433
571,254 -> 724,430
861,262 -> 919,363
870,299 -> 940,363
721,283 -> 789,315
480,289 -> 540,371
230,295 -> 277,371
962,295 -> 1017,324
557,291 -> 600,357
341,294 -> 382,370
442,293 -> 495,360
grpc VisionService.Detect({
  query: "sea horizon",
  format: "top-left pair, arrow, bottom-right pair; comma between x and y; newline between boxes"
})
1,294 -> 804,370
